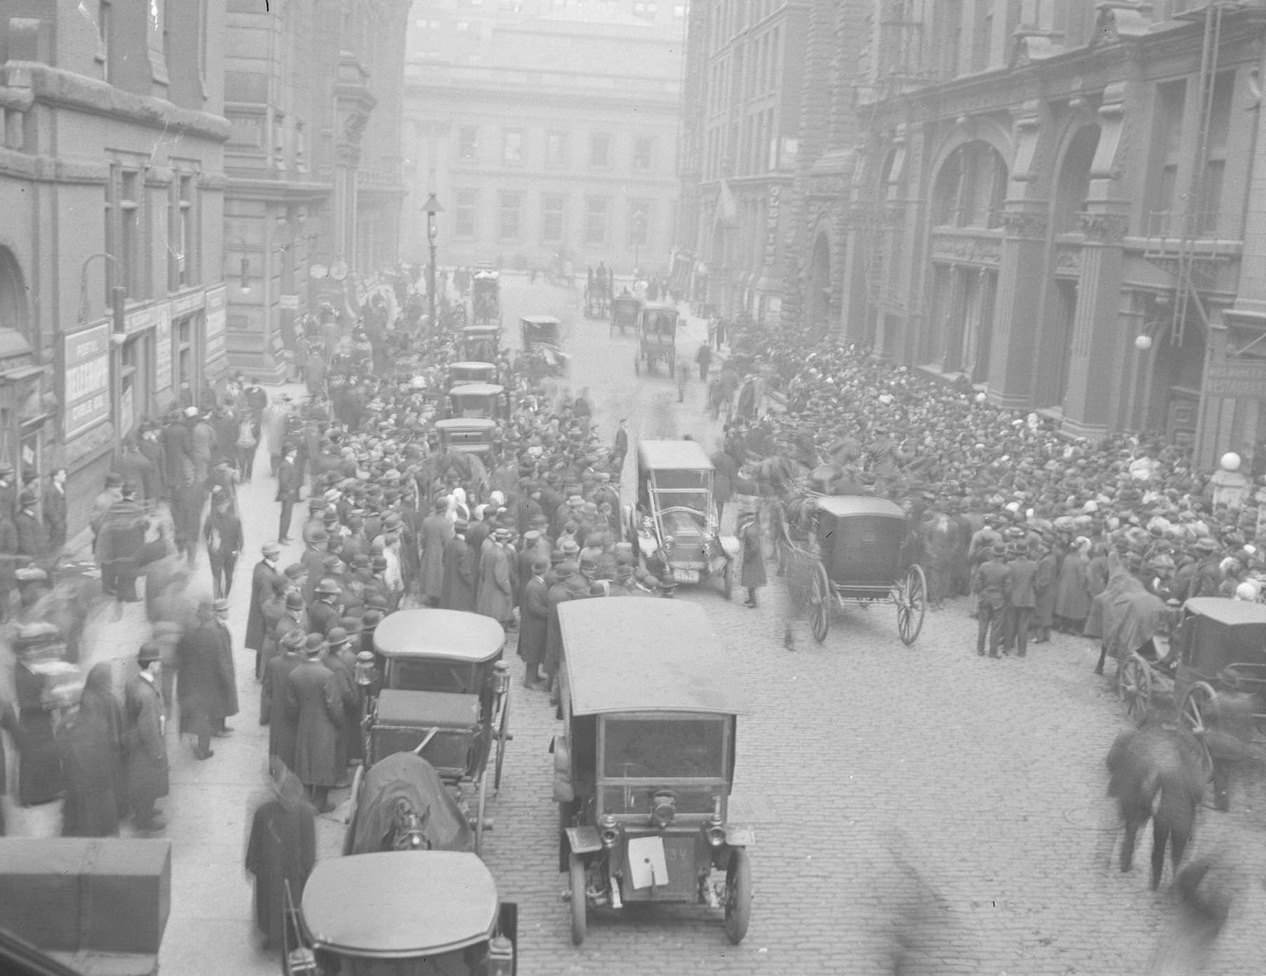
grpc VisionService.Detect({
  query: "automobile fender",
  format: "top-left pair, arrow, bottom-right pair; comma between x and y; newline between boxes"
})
719,535 -> 740,560
724,825 -> 756,848
565,825 -> 604,855
550,736 -> 574,803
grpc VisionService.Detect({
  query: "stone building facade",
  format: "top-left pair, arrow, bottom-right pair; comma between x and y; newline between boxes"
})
403,18 -> 681,273
839,0 -> 1266,471
0,0 -> 228,533
223,0 -> 410,377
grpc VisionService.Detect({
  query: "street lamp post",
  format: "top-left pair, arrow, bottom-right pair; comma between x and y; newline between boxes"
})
423,193 -> 443,331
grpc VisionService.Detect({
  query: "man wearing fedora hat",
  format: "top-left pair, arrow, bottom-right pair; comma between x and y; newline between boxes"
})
124,642 -> 169,831
261,630 -> 305,770
308,578 -> 343,637
247,542 -> 286,678
440,518 -> 476,612
284,634 -> 342,813
972,543 -> 1011,658
321,628 -> 360,777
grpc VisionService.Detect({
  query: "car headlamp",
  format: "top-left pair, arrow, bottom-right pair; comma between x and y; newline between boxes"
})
486,935 -> 514,976
600,813 -> 621,848
705,813 -> 726,848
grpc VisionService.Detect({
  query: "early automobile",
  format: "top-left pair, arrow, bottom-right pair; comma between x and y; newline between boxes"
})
459,324 -> 501,363
448,361 -> 498,385
519,315 -> 569,377
471,269 -> 500,325
435,417 -> 498,456
553,599 -> 753,946
633,302 -> 678,375
609,294 -> 642,337
285,851 -> 518,976
447,383 -> 510,421
629,439 -> 737,596
363,609 -> 511,852
775,494 -> 927,645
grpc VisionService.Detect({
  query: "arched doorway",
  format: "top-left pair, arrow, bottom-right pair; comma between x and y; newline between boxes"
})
807,233 -> 830,334
1039,124 -> 1100,409
0,247 -> 29,338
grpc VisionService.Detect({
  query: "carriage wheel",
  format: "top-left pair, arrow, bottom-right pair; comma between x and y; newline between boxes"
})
494,695 -> 511,793
896,564 -> 927,646
1180,681 -> 1218,783
474,771 -> 489,856
723,847 -> 752,945
341,763 -> 365,856
569,853 -> 588,945
1118,655 -> 1153,725
810,563 -> 831,643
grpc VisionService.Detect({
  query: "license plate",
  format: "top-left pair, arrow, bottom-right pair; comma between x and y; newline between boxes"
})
725,826 -> 755,847
671,568 -> 699,583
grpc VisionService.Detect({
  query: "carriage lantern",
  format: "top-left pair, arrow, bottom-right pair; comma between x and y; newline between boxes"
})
491,659 -> 510,696
354,650 -> 378,690
486,935 -> 514,976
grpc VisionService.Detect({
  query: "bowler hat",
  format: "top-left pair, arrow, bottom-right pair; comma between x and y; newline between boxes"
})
315,577 -> 341,595
285,591 -> 306,610
326,627 -> 350,649
138,641 -> 162,665
303,634 -> 326,655
262,542 -> 282,558
280,630 -> 306,651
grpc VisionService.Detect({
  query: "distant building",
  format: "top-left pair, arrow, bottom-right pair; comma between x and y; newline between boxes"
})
223,0 -> 410,377
0,0 -> 227,531
403,16 -> 682,275
843,0 -> 1266,467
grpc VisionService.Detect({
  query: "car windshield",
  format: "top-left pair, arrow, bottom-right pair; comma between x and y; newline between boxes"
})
601,716 -> 727,779
451,396 -> 494,418
389,659 -> 480,694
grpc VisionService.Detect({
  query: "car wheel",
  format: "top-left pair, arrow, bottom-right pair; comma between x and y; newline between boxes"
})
723,847 -> 752,944
569,853 -> 588,945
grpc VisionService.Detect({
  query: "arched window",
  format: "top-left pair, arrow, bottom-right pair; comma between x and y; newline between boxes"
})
931,141 -> 1008,229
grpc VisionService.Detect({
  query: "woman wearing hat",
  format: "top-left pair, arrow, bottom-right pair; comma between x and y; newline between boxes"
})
58,662 -> 124,837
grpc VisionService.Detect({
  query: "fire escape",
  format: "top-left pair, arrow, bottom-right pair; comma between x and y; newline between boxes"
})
1142,1 -> 1242,348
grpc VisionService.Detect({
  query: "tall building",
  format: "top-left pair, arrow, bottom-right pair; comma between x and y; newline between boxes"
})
223,0 -> 411,377
403,12 -> 683,273
0,0 -> 227,530
843,0 -> 1266,469
676,0 -> 813,320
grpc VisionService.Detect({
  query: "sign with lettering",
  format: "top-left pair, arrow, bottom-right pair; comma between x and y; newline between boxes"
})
125,299 -> 171,337
764,185 -> 781,269
63,323 -> 111,440
155,307 -> 172,394
205,284 -> 227,367
279,294 -> 300,310
170,288 -> 206,319
1204,360 -> 1266,400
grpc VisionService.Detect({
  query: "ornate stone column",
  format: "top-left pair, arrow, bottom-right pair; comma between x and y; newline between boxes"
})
988,204 -> 1048,408
1062,206 -> 1128,438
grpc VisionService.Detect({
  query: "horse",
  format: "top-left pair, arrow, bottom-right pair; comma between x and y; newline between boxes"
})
1105,722 -> 1207,890
388,797 -> 429,851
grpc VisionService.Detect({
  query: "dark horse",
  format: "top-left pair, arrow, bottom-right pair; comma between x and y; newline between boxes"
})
1105,723 -> 1207,890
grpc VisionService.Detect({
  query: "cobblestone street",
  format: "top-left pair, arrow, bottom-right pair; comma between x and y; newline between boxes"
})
50,277 -> 1257,975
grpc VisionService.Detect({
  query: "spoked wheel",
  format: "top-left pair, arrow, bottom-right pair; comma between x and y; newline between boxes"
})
810,563 -> 831,643
1118,655 -> 1153,725
494,696 -> 511,792
896,564 -> 927,646
723,847 -> 752,944
569,853 -> 588,945
474,771 -> 489,856
1180,681 -> 1218,783
341,763 -> 365,856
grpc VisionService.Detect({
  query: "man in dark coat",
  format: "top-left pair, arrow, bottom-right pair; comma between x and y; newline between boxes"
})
276,445 -> 301,543
440,520 -> 476,612
321,628 -> 360,776
247,543 -> 285,678
161,409 -> 195,504
519,559 -> 550,689
204,489 -> 244,600
738,511 -> 766,607
124,642 -> 169,831
176,603 -> 235,760
211,597 -> 240,733
284,635 -> 343,812
1005,544 -> 1039,658
14,489 -> 48,571
42,468 -> 68,555
972,543 -> 1012,658
245,759 -> 316,953
419,499 -> 452,607
260,630 -> 305,770
308,579 -> 343,636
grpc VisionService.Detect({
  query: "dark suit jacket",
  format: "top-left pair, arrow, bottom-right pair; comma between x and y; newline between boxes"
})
1007,557 -> 1038,609
276,460 -> 301,502
247,560 -> 285,651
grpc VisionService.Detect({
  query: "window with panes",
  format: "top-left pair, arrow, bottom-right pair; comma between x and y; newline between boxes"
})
585,197 -> 609,245
458,126 -> 478,161
503,129 -> 523,166
455,189 -> 478,238
119,169 -> 143,298
499,191 -> 522,240
590,133 -> 612,168
541,194 -> 565,243
546,131 -> 569,168
633,137 -> 654,172
627,200 -> 651,246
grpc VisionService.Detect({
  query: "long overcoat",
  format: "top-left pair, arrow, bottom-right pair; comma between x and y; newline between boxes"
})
419,514 -> 452,601
285,659 -> 342,788
261,650 -> 302,769
440,535 -> 476,612
739,519 -> 766,589
518,576 -> 550,669
177,621 -> 236,735
476,540 -> 512,622
123,675 -> 169,812
14,662 -> 62,805
245,782 -> 316,951
247,559 -> 285,651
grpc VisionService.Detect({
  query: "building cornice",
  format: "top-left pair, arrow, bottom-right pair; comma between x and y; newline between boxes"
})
0,148 -> 109,183
225,175 -> 333,203
2,62 -> 230,142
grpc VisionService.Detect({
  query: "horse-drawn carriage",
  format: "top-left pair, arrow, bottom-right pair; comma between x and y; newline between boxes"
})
633,303 -> 678,376
609,294 -> 642,337
343,752 -> 474,855
775,495 -> 927,645
361,609 -> 511,853
471,270 -> 500,325
583,281 -> 609,319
